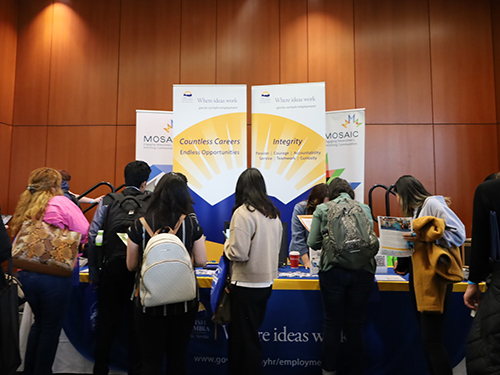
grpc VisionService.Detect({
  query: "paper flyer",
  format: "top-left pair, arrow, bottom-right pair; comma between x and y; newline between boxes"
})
378,216 -> 414,257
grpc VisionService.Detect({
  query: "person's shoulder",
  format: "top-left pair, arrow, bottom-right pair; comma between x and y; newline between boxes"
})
49,195 -> 75,208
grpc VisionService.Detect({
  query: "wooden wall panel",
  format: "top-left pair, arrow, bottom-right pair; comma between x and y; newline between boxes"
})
434,125 -> 499,236
308,0 -> 355,111
217,0 -> 280,122
48,0 -> 120,125
0,124 -> 12,212
13,0 -> 52,126
354,0 -> 432,124
364,125 -> 435,219
115,125 -> 136,186
117,0 -> 181,125
180,0 -> 216,84
8,126 -> 48,213
430,0 -> 496,124
492,0 -> 500,167
46,125 -> 117,221
280,0 -> 308,84
0,0 -> 18,125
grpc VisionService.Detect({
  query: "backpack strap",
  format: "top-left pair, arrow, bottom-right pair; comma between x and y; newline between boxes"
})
139,217 -> 155,237
170,214 -> 186,235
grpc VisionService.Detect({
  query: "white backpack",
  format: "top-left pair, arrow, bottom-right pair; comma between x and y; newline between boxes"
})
138,216 -> 197,307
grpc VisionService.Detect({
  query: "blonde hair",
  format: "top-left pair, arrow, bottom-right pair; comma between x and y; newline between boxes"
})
10,168 -> 63,235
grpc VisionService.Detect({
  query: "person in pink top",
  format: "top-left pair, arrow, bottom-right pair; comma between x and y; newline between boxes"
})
10,168 -> 89,375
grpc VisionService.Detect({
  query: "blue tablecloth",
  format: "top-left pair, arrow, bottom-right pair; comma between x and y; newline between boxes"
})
64,266 -> 473,375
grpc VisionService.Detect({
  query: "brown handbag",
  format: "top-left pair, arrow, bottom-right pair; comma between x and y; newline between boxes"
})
12,220 -> 82,277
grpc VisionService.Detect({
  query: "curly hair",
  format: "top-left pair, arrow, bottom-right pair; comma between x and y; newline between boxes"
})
10,168 -> 63,235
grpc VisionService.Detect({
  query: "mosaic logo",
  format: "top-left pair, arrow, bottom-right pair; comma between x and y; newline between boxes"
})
342,114 -> 363,128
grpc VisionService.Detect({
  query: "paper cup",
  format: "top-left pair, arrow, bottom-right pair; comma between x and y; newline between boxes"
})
289,251 -> 300,269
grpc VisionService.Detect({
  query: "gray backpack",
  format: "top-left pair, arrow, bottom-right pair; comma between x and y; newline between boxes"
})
321,198 -> 379,270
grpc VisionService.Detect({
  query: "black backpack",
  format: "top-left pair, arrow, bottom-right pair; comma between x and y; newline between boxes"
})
101,192 -> 151,265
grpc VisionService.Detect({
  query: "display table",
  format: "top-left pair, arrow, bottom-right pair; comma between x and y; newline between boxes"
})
20,266 -> 474,374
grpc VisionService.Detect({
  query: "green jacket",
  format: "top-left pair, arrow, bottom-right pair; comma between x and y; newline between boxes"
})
307,192 -> 376,273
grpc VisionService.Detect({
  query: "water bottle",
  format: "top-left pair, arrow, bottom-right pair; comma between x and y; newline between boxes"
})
96,230 -> 104,247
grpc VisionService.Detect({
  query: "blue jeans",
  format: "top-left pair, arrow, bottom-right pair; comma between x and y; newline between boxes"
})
319,267 -> 374,375
18,271 -> 72,375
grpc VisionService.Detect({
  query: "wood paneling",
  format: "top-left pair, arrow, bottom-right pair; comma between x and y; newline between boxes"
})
280,0 -> 308,84
45,125 -> 117,221
13,0 -> 52,126
115,125 -> 136,186
434,125 -> 498,236
308,0 -> 355,111
180,0 -> 216,84
430,0 -> 496,124
364,124 -> 435,219
8,126 -> 48,213
0,124 -> 12,212
354,0 -> 432,124
0,0 -> 18,125
217,0 -> 280,122
492,0 -> 500,167
45,126 -> 117,194
48,0 -> 120,125
117,0 -> 181,125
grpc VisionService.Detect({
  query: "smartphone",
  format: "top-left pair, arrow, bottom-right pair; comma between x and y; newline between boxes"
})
2,215 -> 12,225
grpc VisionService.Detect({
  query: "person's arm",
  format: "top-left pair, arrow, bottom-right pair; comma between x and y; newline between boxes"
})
87,200 -> 108,282
307,205 -> 325,250
464,283 -> 481,310
126,237 -> 140,271
289,203 -> 310,266
224,208 -> 254,262
426,198 -> 466,248
469,184 -> 491,284
192,235 -> 207,267
71,191 -> 104,205
0,220 -> 11,264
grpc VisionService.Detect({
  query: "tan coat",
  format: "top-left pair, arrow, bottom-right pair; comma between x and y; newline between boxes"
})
412,216 -> 463,313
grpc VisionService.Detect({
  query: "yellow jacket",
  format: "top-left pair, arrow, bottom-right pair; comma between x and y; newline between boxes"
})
412,216 -> 463,313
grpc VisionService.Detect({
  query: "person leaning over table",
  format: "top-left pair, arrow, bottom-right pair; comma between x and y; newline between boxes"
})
393,175 -> 465,375
307,177 -> 376,375
9,168 -> 89,375
224,168 -> 282,375
288,183 -> 329,268
464,175 -> 500,375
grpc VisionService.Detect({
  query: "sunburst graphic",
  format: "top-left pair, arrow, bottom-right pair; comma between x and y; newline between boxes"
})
252,114 -> 325,204
174,113 -> 246,205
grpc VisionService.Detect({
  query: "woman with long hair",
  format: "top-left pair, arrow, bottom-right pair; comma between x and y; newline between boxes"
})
126,172 -> 207,375
289,183 -> 329,268
307,178 -> 377,375
224,168 -> 282,375
393,175 -> 466,375
10,168 -> 89,375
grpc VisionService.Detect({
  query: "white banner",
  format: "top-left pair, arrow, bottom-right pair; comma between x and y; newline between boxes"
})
251,83 -> 326,204
325,108 -> 366,202
135,110 -> 174,190
173,85 -> 247,205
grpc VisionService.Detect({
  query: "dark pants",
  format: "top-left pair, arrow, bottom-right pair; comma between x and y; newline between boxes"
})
93,260 -> 140,375
18,271 -> 72,375
133,306 -> 197,375
228,285 -> 272,375
409,272 -> 453,375
319,267 -> 374,375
